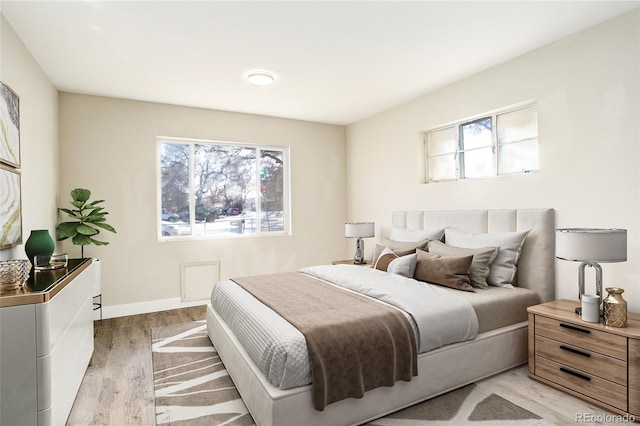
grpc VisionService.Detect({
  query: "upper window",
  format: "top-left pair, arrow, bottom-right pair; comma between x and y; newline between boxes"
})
425,104 -> 538,182
158,138 -> 290,239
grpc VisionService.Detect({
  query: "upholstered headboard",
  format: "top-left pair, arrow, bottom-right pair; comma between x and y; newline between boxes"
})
391,209 -> 555,303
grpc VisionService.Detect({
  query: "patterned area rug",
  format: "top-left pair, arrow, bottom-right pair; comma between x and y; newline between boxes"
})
152,321 -> 552,425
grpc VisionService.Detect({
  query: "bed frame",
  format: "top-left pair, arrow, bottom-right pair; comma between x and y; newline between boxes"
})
206,208 -> 555,426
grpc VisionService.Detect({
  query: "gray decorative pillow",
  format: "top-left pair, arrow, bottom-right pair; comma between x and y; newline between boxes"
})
444,228 -> 530,287
414,249 -> 474,292
427,240 -> 498,289
387,253 -> 417,278
389,227 -> 445,242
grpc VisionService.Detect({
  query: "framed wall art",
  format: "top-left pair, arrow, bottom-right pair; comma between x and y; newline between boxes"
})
0,81 -> 20,168
0,164 -> 22,249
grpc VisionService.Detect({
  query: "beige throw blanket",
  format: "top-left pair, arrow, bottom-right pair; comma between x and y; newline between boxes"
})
231,272 -> 417,411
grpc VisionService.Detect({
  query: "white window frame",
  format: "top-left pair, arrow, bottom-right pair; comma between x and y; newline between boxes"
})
425,103 -> 538,183
157,136 -> 291,241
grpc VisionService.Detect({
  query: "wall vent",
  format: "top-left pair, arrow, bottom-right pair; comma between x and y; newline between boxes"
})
180,261 -> 220,302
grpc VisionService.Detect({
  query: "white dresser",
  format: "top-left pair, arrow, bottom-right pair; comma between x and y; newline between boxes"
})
0,258 -> 96,426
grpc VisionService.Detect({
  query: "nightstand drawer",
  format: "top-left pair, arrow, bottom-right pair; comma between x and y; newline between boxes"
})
536,335 -> 627,385
535,355 -> 627,411
535,315 -> 627,360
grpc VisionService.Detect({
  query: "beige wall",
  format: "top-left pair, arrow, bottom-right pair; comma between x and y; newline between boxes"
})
59,93 -> 346,312
0,16 -> 59,261
346,11 -> 640,310
5,7 -> 640,315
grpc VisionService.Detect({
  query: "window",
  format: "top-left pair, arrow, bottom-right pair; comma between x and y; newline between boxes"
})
425,104 -> 538,182
460,117 -> 494,179
158,138 -> 290,239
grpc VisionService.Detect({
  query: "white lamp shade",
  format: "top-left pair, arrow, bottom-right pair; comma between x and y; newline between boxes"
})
345,222 -> 375,238
556,228 -> 627,263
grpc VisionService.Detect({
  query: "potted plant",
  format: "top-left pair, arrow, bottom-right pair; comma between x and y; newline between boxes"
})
56,188 -> 116,258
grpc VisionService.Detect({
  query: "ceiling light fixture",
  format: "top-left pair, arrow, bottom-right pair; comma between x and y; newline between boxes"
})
247,70 -> 276,86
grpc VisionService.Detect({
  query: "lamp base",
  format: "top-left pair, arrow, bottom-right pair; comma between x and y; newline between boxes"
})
574,307 -> 604,317
353,237 -> 365,264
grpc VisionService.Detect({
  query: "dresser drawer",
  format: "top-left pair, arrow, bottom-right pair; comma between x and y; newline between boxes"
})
535,335 -> 627,385
535,315 -> 627,360
535,355 -> 627,411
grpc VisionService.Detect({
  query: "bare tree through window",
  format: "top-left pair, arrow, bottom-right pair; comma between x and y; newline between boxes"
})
159,139 -> 289,238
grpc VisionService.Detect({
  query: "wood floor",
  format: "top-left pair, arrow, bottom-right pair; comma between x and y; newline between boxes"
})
67,306 -> 621,425
67,305 -> 206,426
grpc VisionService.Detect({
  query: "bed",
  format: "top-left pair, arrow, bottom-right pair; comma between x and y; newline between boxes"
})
206,208 -> 555,426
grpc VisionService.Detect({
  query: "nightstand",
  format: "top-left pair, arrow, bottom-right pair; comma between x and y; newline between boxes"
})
528,299 -> 640,418
332,259 -> 371,266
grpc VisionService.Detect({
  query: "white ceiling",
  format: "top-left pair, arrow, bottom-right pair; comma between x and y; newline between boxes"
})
2,1 -> 639,125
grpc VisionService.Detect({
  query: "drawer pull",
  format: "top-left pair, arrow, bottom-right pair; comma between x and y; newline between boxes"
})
559,323 -> 591,334
559,345 -> 591,358
560,367 -> 591,382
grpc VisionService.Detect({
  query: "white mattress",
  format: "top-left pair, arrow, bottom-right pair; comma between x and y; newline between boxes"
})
212,278 -> 313,389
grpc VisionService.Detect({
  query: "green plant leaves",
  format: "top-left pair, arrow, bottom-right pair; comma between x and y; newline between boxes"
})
71,188 -> 91,203
72,234 -> 92,245
57,188 -> 117,254
76,224 -> 99,236
59,208 -> 81,218
56,221 -> 80,239
93,222 -> 116,233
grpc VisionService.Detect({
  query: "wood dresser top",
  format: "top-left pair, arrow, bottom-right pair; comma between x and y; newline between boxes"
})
0,258 -> 92,308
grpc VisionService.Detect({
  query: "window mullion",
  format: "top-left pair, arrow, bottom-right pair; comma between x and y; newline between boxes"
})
492,113 -> 498,176
456,125 -> 463,179
189,144 -> 195,232
424,134 -> 429,184
255,148 -> 262,234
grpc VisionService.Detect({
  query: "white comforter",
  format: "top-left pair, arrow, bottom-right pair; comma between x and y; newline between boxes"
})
301,265 -> 479,353
211,265 -> 478,390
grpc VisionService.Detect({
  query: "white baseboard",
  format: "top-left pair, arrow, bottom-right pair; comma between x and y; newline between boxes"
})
102,297 -> 209,319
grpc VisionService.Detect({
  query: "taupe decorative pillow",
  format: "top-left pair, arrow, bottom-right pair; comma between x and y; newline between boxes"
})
373,240 -> 424,266
374,247 -> 398,271
427,240 -> 498,289
414,249 -> 474,292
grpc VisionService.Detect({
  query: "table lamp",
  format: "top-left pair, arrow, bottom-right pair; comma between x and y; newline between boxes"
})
345,222 -> 375,264
556,228 -> 627,314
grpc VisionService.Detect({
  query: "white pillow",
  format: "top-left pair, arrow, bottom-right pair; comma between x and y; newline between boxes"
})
387,253 -> 418,278
444,228 -> 530,287
389,227 -> 445,242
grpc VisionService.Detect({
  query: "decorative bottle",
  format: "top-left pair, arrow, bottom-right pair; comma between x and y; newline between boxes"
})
603,287 -> 627,328
24,229 -> 55,264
